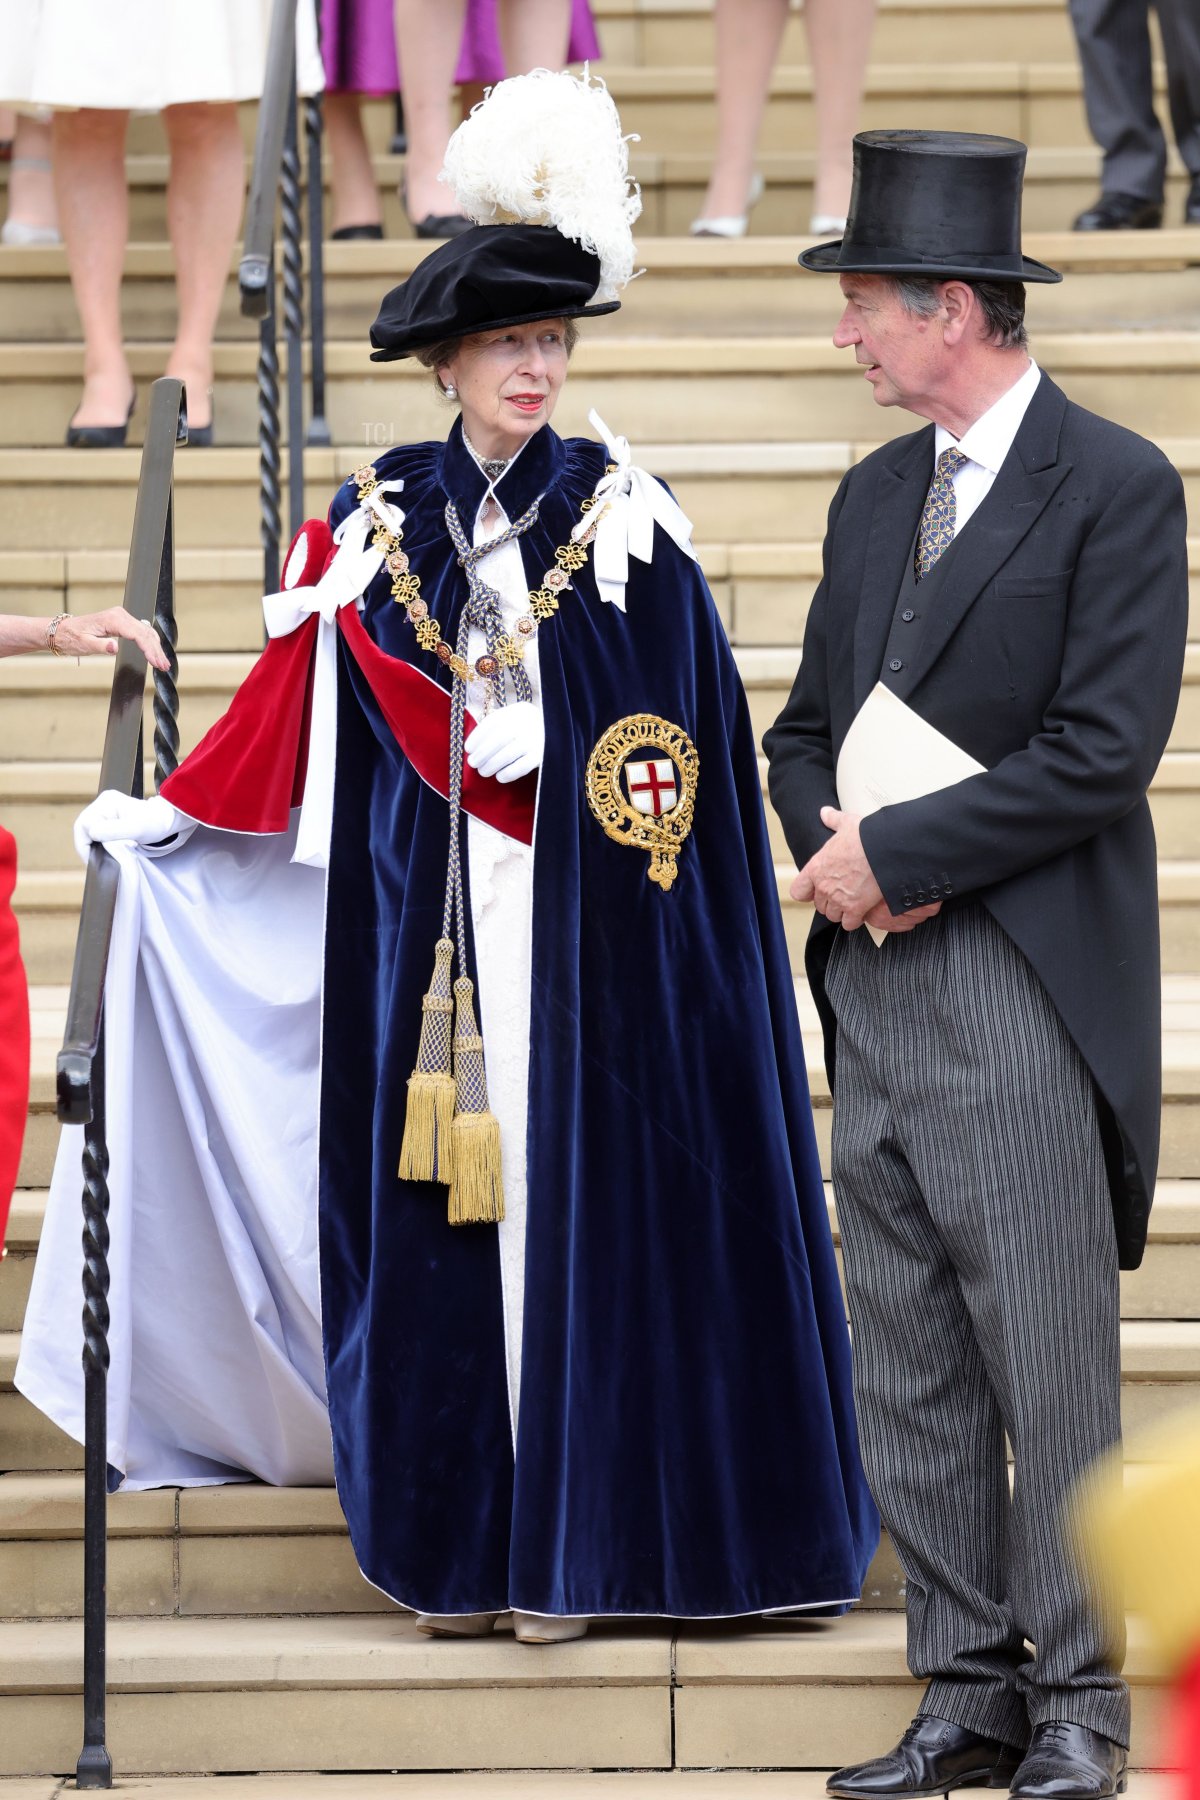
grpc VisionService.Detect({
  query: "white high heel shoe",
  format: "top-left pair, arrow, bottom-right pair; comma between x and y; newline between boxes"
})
809,212 -> 848,237
415,1612 -> 501,1637
513,1611 -> 590,1644
690,171 -> 766,239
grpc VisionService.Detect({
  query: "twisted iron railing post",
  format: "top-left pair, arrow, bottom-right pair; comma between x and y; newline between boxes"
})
255,287 -> 284,601
59,376 -> 186,1792
305,97 -> 331,448
75,1016 -> 111,1790
281,86 -> 306,539
152,488 -> 180,790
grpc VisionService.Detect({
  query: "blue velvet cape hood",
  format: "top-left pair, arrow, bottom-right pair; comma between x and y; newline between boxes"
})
320,418 -> 878,1617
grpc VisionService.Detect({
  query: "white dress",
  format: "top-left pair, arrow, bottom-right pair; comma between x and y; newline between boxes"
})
0,0 -> 324,109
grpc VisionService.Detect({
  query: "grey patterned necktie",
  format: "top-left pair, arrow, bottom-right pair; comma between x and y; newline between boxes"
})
915,446 -> 967,580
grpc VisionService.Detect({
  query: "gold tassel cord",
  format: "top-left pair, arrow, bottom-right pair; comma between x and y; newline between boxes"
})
399,937 -> 457,1184
448,975 -> 505,1225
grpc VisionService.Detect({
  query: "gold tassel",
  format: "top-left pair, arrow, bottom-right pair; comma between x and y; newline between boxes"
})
399,937 -> 457,1184
447,975 -> 505,1225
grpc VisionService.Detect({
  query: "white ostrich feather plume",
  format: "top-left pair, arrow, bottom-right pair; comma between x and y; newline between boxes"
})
441,68 -> 642,303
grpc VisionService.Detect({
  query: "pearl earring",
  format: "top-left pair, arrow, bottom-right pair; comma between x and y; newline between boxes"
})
443,383 -> 458,399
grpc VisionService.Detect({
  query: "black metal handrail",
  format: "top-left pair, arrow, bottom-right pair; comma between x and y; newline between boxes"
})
241,0 -> 330,601
59,376 -> 186,1791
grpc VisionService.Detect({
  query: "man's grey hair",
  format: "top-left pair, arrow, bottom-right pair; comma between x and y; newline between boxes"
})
890,275 -> 1028,352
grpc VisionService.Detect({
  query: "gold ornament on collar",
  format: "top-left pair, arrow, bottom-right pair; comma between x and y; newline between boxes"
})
585,715 -> 699,893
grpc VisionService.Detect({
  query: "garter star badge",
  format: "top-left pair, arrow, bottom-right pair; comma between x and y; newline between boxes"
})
585,715 -> 699,892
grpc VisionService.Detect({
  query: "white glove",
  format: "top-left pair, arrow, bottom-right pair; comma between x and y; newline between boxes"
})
464,701 -> 545,785
73,790 -> 184,866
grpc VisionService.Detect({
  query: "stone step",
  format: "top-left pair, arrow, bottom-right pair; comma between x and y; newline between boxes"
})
4,1779 -> 1135,1800
0,1782 -> 1168,1800
0,1472 -> 893,1622
5,1305 -> 1199,1483
4,441 -> 1200,555
3,230 -> 1197,346
0,1610 -> 1171,1778
5,332 -> 1200,449
11,130 -> 1189,245
4,537 -> 1197,662
89,60 -> 1174,173
8,630 -> 1200,767
593,0 -> 1101,68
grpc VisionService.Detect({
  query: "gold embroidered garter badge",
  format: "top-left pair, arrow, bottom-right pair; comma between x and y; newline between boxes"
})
585,715 -> 699,892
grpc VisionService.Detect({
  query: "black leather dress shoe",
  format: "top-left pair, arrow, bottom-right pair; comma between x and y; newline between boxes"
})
827,1716 -> 1023,1800
1010,1723 -> 1127,1798
1185,175 -> 1200,226
1072,190 -> 1163,231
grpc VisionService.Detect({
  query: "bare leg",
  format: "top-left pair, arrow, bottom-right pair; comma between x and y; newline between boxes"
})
393,0 -> 469,222
326,92 -> 383,231
804,0 -> 877,224
52,108 -> 133,428
497,0 -> 572,73
697,0 -> 789,221
162,103 -> 245,433
3,113 -> 59,236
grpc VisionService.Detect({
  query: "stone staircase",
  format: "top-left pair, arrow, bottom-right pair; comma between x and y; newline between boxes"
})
1,0 -> 1198,1783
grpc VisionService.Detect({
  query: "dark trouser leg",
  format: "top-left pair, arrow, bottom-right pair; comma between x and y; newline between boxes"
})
900,909 -> 1127,1745
1156,0 -> 1200,180
1067,0 -> 1167,199
825,908 -> 1129,1749
826,930 -> 1030,1750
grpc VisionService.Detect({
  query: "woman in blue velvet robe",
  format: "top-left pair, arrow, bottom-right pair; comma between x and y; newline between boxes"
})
310,404 -> 878,1629
36,78 -> 878,1638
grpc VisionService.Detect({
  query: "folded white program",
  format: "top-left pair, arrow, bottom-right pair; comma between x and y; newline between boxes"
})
836,682 -> 986,945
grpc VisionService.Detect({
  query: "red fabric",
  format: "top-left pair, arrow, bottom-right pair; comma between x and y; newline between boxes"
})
161,617 -> 319,832
0,826 -> 30,1256
283,519 -> 335,591
1171,1651 -> 1200,1800
159,605 -> 536,846
339,607 -> 536,844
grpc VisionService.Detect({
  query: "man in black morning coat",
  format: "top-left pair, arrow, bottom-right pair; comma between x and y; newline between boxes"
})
764,130 -> 1188,1800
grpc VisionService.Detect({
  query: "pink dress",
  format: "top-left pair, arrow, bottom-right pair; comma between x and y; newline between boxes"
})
321,0 -> 601,95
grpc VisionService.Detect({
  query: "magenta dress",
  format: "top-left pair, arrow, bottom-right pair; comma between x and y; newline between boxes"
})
321,0 -> 601,94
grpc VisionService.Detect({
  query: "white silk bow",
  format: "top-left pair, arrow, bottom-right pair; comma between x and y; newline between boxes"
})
582,409 -> 697,611
259,481 -> 404,869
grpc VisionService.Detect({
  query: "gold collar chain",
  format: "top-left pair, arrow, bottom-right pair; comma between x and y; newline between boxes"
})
350,462 -> 614,685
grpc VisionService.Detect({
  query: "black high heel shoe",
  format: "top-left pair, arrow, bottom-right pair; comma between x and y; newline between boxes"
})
66,387 -> 136,448
400,178 -> 472,241
184,389 -> 215,448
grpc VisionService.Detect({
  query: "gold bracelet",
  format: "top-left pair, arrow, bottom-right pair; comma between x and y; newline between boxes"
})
46,613 -> 68,656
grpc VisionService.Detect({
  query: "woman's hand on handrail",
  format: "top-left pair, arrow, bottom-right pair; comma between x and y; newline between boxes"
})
0,608 -> 169,670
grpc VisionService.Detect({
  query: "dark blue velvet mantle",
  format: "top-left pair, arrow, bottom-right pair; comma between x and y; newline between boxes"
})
318,419 -> 878,1616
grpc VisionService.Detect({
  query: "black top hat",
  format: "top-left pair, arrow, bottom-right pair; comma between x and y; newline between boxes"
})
369,223 -> 620,362
798,130 -> 1061,285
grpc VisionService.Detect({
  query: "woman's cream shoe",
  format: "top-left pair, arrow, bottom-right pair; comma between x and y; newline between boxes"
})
415,1612 -> 501,1637
513,1612 -> 590,1644
809,212 -> 848,236
690,171 -> 766,239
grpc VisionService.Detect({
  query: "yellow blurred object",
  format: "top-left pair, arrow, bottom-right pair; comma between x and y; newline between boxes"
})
1079,1408 -> 1200,1674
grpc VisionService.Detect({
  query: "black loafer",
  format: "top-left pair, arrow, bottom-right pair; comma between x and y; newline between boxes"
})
1010,1722 -> 1127,1799
1072,190 -> 1163,231
827,1715 -> 1023,1800
1185,175 -> 1200,226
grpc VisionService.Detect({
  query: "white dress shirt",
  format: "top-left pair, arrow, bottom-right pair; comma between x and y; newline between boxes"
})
934,358 -> 1042,536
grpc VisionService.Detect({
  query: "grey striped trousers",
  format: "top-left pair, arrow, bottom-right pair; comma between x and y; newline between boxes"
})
824,903 -> 1129,1749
